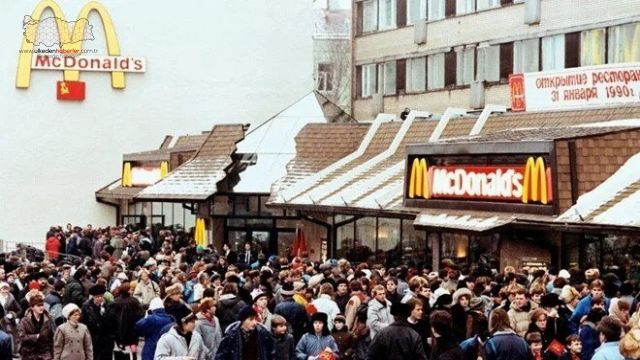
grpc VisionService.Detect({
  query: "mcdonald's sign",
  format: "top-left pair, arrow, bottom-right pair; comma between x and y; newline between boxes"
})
509,73 -> 526,112
406,156 -> 553,205
16,0 -> 145,92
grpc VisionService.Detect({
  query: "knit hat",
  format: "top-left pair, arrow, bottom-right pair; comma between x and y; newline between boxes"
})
334,314 -> 346,324
149,297 -> 164,311
62,303 -> 80,319
558,269 -> 571,280
469,297 -> 485,311
280,283 -> 294,296
28,280 -> 39,291
559,285 -> 579,304
29,294 -> 44,307
0,282 -> 9,289
251,289 -> 268,303
237,305 -> 258,323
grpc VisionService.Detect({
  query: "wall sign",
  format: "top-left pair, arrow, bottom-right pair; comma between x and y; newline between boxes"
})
509,63 -> 640,112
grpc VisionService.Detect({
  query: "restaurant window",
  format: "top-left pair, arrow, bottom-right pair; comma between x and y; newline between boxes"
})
542,34 -> 565,70
477,0 -> 499,10
317,63 -> 334,92
383,61 -> 397,95
468,234 -> 499,267
164,203 -> 174,226
565,32 -> 581,69
235,195 -> 259,215
407,0 -> 427,25
363,0 -> 378,32
456,46 -> 475,86
513,38 -> 539,73
499,42 -> 513,81
228,230 -> 247,252
440,233 -> 469,267
456,0 -> 474,14
427,53 -> 445,89
336,215 -> 355,258
355,217 -> 376,259
377,217 -> 401,251
379,0 -> 397,30
184,210 -> 196,231
362,64 -> 377,97
151,202 -> 161,216
212,195 -> 232,216
277,232 -> 295,258
582,235 -> 602,269
402,220 -> 431,268
477,44 -> 500,82
581,29 -> 605,66
428,0 -> 445,20
608,23 -> 640,63
445,0 -> 456,17
602,235 -> 640,276
406,57 -> 427,92
444,51 -> 457,87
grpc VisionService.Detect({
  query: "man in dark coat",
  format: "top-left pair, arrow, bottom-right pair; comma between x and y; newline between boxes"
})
0,328 -> 11,360
430,310 -> 465,360
63,268 -> 87,306
106,282 -> 144,360
368,303 -> 427,360
238,242 -> 257,268
17,294 -> 54,360
81,284 -> 114,360
215,305 -> 276,360
273,283 -> 308,341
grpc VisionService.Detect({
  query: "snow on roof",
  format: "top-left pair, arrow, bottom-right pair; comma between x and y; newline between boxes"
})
556,151 -> 640,227
414,212 -> 513,232
574,119 -> 640,128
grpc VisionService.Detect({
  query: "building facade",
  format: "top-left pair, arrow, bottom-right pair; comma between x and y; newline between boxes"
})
350,0 -> 640,119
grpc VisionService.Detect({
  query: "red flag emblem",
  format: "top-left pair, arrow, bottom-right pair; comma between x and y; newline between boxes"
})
56,81 -> 85,101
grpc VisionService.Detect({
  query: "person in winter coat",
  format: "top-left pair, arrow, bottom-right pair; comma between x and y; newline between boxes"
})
570,280 -> 610,332
591,316 -> 623,360
133,269 -> 160,309
218,282 -> 247,332
106,282 -> 144,360
274,283 -> 309,342
430,310 -> 464,360
18,294 -> 54,360
484,308 -> 532,360
271,314 -> 296,360
215,305 -> 276,360
295,312 -> 339,360
311,283 -> 340,331
135,297 -> 175,360
344,280 -> 368,331
579,308 -> 606,360
526,308 -> 553,350
331,314 -> 354,360
155,312 -> 207,360
451,288 -> 473,342
44,281 -> 65,327
509,287 -> 538,337
46,235 -> 61,262
252,289 -> 274,331
81,284 -> 113,360
0,328 -> 11,360
194,297 -> 223,360
385,277 -> 403,306
63,268 -> 87,307
163,283 -> 193,326
368,302 -> 427,360
53,303 -> 93,360
0,281 -> 22,316
367,285 -> 392,339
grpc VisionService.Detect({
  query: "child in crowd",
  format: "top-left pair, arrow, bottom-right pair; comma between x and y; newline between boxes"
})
271,314 -> 295,360
526,332 -> 545,360
560,334 -> 582,360
331,314 -> 354,360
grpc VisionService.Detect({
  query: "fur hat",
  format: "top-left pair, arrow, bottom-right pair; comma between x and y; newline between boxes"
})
165,283 -> 183,298
29,294 -> 44,307
469,297 -> 485,311
149,297 -> 164,311
310,312 -> 330,336
237,305 -> 258,323
251,289 -> 268,303
334,314 -> 346,324
452,288 -> 473,305
62,303 -> 80,319
559,285 -> 579,304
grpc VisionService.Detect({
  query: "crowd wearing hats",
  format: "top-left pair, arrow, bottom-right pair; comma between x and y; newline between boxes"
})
1,225 -> 640,359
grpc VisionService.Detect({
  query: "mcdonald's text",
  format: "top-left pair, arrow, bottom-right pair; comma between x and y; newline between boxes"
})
32,55 -> 146,73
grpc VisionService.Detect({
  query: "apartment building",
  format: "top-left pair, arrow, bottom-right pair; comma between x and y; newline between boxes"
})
351,0 -> 640,119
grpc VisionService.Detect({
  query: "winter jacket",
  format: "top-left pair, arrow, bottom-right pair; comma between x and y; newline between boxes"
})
368,320 -> 427,360
0,292 -> 22,316
311,294 -> 340,330
579,321 -> 599,360
332,329 -> 355,359
570,295 -> 611,331
135,308 -> 175,360
133,280 -> 160,307
295,333 -> 339,360
106,294 -> 144,347
63,278 -> 85,307
432,335 -> 464,360
46,236 -> 61,261
451,303 -> 470,342
366,298 -> 392,339
81,299 -> 113,360
345,293 -> 366,331
508,301 -> 537,337
53,321 -> 93,360
194,312 -> 223,360
0,330 -> 12,360
44,291 -> 64,327
215,322 -> 276,360
217,294 -> 247,332
18,308 -> 54,360
591,341 -> 623,360
274,298 -> 309,341
484,330 -> 532,360
155,326 -> 207,360
273,333 -> 296,360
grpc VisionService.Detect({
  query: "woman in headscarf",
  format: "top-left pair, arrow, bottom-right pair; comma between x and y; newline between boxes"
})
53,303 -> 93,360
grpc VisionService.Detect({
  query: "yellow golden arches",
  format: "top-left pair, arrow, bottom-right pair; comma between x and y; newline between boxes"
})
160,161 -> 168,178
408,158 -> 430,199
195,218 -> 207,246
522,157 -> 549,205
121,162 -> 132,187
16,0 -> 125,89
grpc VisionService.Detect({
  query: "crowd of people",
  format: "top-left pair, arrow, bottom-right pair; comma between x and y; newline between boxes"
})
0,223 -> 639,359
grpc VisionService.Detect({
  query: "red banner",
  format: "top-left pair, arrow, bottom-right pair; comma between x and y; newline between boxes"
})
509,74 -> 526,112
56,81 -> 85,101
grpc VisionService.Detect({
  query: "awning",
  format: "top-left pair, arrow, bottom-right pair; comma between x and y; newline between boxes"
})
413,209 -> 514,232
95,179 -> 143,202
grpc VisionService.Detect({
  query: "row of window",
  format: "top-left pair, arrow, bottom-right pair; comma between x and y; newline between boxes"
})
356,22 -> 640,97
357,0 -> 522,35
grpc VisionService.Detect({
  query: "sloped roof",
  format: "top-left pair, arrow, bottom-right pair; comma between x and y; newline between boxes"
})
122,134 -> 208,162
136,125 -> 245,201
95,179 -> 144,202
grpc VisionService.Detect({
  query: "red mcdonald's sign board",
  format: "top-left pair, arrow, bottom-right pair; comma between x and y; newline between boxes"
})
509,73 -> 526,112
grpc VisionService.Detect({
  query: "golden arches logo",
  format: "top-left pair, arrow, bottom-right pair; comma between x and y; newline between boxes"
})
408,158 -> 430,199
16,0 -> 125,89
521,157 -> 551,205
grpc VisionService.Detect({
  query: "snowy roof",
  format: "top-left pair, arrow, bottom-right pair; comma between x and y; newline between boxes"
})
95,178 -> 143,202
136,125 -> 245,201
414,211 -> 513,232
556,151 -> 640,228
234,92 -> 355,193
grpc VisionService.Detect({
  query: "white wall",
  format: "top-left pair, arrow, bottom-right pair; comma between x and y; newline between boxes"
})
0,0 -> 314,247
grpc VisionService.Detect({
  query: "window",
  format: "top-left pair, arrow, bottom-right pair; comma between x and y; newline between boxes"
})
336,215 -> 355,258
456,46 -> 475,86
542,34 -> 565,70
445,0 -> 456,17
608,23 -> 640,63
477,44 -> 500,82
356,217 -> 376,252
317,63 -> 334,92
406,57 -> 427,92
428,0 -> 445,20
499,42 -> 513,80
565,32 -> 581,69
513,38 -> 539,73
379,0 -> 397,30
362,64 -> 377,97
444,51 -> 457,87
377,218 -> 401,252
456,0 -> 475,14
427,53 -> 445,89
363,0 -> 378,32
407,0 -> 427,25
476,0 -> 499,10
396,59 -> 406,93
581,29 -> 605,66
383,61 -> 397,95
